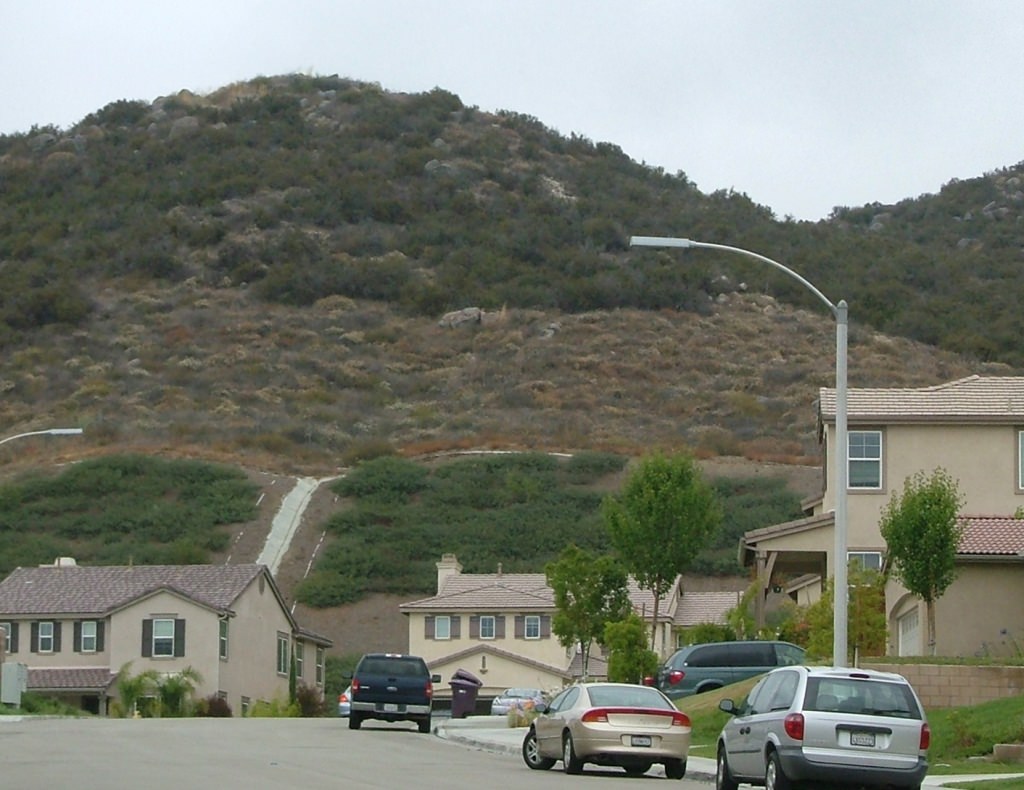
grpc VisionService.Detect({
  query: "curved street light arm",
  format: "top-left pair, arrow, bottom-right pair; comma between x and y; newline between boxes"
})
629,234 -> 850,665
0,428 -> 84,446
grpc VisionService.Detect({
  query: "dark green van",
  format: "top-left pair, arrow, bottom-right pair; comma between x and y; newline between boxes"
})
655,640 -> 805,700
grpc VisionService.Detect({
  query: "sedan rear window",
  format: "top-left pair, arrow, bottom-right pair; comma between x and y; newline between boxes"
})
804,677 -> 922,719
587,686 -> 674,710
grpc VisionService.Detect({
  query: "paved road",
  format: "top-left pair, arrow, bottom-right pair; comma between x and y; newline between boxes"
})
0,717 -> 715,789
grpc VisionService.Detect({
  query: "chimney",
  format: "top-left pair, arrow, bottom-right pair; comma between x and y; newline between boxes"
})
436,553 -> 462,594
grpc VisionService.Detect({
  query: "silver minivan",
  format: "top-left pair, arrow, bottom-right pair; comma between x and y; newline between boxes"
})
716,665 -> 929,790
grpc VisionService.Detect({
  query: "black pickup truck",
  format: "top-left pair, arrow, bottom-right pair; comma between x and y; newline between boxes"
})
348,653 -> 441,733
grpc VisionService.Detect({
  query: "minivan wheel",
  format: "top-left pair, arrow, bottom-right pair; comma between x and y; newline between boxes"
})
766,750 -> 795,790
716,746 -> 738,790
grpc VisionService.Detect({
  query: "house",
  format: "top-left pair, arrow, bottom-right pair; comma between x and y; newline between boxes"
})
0,559 -> 331,715
740,375 -> 1024,657
887,516 -> 1024,657
399,554 -> 739,697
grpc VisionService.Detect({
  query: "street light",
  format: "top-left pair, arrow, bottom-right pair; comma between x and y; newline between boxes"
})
0,427 -> 84,446
629,235 -> 849,665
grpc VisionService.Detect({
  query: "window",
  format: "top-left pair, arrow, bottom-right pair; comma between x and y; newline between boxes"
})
80,620 -> 98,652
153,619 -> 175,657
315,647 -> 325,685
0,622 -> 13,654
524,615 -> 540,640
219,618 -> 229,660
1018,431 -> 1024,489
434,615 -> 451,640
848,551 -> 882,571
295,642 -> 304,679
276,633 -> 289,675
38,621 -> 55,653
142,618 -> 183,658
479,615 -> 496,640
240,696 -> 251,717
848,430 -> 882,489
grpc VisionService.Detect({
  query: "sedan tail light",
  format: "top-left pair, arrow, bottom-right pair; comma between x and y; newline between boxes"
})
338,692 -> 349,703
783,712 -> 805,740
580,708 -> 691,727
920,722 -> 931,750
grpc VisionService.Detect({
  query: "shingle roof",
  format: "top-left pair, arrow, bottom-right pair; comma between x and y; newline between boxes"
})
820,375 -> 1024,424
28,667 -> 117,692
674,591 -> 742,626
958,516 -> 1024,555
0,563 -> 266,616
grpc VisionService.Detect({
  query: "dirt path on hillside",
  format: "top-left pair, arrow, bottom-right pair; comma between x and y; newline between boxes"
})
224,457 -> 823,658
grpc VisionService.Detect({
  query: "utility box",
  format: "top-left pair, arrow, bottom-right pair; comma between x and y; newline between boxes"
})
1,662 -> 28,706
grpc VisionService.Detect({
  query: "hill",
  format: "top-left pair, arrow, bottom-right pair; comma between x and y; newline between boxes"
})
1,73 -> 1021,654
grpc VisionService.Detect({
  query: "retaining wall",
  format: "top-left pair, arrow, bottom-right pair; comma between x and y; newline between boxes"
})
861,662 -> 1024,709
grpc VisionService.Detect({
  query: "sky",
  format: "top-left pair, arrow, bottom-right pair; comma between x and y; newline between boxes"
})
3,1 -> 1024,221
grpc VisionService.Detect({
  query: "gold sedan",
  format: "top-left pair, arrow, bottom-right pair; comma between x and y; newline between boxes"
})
521,682 -> 691,779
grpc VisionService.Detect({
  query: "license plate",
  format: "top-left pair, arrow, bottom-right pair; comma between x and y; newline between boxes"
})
631,735 -> 653,747
383,703 -> 398,712
850,731 -> 875,747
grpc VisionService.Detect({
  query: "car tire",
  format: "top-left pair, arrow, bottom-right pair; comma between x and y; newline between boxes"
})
716,746 -> 739,790
664,759 -> 686,780
418,714 -> 431,734
521,729 -> 556,771
348,713 -> 362,730
766,750 -> 796,790
562,732 -> 584,774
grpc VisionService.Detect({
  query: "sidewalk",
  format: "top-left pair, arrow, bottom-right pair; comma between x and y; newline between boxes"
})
434,716 -> 1024,787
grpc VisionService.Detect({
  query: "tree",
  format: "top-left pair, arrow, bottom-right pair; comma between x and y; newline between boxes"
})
156,666 -> 203,717
604,453 -> 722,648
798,564 -> 887,662
880,468 -> 965,656
545,545 -> 632,680
604,613 -> 660,684
115,662 -> 158,718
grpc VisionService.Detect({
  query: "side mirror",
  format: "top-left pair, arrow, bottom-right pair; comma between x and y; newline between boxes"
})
533,702 -> 548,714
431,674 -> 442,683
719,699 -> 737,716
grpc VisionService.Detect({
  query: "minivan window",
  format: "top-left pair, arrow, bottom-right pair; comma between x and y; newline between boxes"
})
775,643 -> 805,666
687,644 -> 733,667
733,644 -> 775,667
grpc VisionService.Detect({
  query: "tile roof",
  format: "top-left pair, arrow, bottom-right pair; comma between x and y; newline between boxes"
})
958,516 -> 1024,555
0,563 -> 266,616
426,643 -> 570,678
674,591 -> 742,626
28,667 -> 117,692
400,572 -> 683,619
820,376 -> 1024,424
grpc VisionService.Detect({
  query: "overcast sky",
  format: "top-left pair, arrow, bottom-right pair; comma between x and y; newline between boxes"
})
3,1 -> 1023,221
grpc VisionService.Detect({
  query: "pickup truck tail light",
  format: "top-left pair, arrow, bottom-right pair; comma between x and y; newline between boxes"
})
920,722 -> 930,750
425,679 -> 434,699
351,678 -> 361,693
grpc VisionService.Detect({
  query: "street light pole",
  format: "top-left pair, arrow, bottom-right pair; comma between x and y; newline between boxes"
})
0,428 -> 84,446
630,235 -> 849,665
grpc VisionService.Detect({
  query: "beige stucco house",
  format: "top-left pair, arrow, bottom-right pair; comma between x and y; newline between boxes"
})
887,516 -> 1024,657
741,375 -> 1024,657
400,554 -> 739,698
0,559 -> 331,715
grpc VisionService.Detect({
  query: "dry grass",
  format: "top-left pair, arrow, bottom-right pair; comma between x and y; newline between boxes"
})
0,281 -> 1003,478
